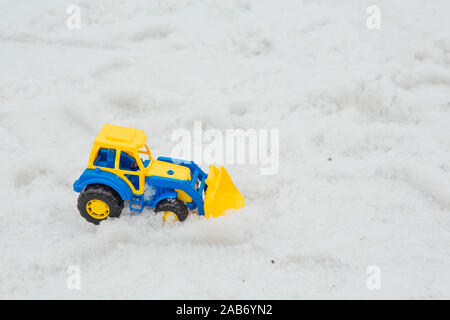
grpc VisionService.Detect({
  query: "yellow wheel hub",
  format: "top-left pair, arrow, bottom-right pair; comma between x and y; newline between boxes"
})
86,199 -> 110,219
163,211 -> 178,223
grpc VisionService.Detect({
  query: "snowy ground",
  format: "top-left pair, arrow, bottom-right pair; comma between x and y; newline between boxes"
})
1,0 -> 450,299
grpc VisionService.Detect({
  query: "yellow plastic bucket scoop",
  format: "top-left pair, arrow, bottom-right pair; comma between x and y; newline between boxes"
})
204,165 -> 245,218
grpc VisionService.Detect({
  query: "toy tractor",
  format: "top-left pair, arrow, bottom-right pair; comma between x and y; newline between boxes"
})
73,124 -> 245,224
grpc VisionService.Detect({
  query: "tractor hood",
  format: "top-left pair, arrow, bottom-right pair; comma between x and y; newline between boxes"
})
145,160 -> 191,181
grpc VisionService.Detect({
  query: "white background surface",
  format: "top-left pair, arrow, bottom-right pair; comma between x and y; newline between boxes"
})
0,0 -> 449,299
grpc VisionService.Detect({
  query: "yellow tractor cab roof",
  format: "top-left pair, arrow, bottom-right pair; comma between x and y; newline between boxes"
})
94,124 -> 147,151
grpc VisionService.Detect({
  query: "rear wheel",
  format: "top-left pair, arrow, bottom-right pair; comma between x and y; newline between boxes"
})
156,199 -> 188,222
77,184 -> 124,225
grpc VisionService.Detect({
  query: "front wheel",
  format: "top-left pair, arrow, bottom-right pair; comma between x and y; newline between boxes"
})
77,184 -> 124,225
156,198 -> 188,222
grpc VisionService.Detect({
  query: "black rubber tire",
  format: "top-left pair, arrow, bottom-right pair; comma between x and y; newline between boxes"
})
77,184 -> 124,225
155,198 -> 189,222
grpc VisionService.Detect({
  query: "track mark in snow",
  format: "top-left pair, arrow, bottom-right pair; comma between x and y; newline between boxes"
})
106,91 -> 146,114
14,167 -> 48,188
295,19 -> 331,34
90,59 -> 132,79
0,34 -> 118,50
285,254 -> 345,269
130,24 -> 175,42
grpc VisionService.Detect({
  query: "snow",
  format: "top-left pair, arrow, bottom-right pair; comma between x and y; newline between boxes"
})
143,182 -> 156,201
1,0 -> 450,299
